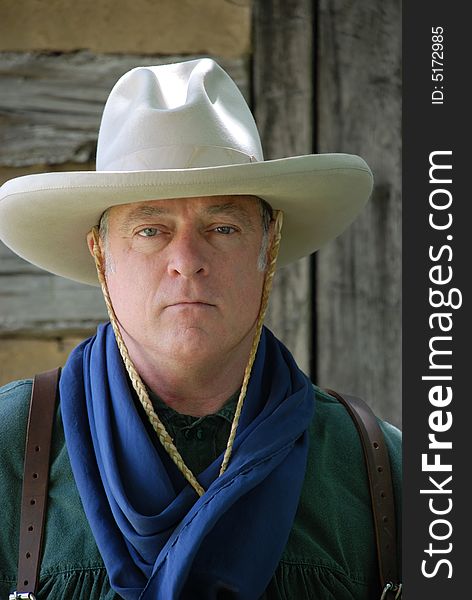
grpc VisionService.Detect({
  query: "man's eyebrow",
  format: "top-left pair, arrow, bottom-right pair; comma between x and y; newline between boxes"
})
204,203 -> 255,230
118,201 -> 256,233
119,205 -> 169,233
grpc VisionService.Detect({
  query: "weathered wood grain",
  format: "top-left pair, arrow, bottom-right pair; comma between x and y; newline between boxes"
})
0,52 -> 249,335
253,0 -> 313,374
0,52 -> 249,167
0,272 -> 107,336
316,0 -> 402,426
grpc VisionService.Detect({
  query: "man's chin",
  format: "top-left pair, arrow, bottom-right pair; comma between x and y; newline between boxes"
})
162,327 -> 216,358
120,324 -> 213,364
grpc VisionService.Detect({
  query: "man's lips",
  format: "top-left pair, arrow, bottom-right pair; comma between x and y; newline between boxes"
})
165,301 -> 216,308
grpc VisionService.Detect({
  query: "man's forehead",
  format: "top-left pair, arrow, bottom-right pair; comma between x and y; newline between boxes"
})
107,195 -> 261,222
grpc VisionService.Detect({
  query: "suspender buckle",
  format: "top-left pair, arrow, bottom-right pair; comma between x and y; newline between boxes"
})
380,582 -> 402,599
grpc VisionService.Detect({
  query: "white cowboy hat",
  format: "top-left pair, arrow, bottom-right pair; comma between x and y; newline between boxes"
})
0,58 -> 373,286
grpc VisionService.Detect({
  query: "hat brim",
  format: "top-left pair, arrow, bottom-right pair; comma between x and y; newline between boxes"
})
0,153 -> 373,286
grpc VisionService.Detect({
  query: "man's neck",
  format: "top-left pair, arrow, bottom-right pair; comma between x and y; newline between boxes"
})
121,330 -> 254,417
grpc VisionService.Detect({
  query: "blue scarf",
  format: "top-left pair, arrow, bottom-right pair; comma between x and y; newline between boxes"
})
60,323 -> 315,599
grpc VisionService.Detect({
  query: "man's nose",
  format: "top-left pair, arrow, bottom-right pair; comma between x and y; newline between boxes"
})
166,231 -> 209,278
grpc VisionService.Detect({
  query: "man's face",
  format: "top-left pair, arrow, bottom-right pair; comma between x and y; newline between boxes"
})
102,195 -> 268,367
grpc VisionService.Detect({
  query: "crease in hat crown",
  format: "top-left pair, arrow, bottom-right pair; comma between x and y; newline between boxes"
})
96,58 -> 263,172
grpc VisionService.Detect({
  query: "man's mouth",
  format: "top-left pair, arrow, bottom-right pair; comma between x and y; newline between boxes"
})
166,301 -> 215,308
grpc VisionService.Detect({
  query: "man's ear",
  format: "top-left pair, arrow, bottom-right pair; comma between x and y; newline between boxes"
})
86,229 -> 96,258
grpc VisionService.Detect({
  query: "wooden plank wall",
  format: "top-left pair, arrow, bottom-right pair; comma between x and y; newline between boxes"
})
0,0 -> 253,385
252,0 -> 313,375
0,53 -> 249,168
252,0 -> 402,428
0,40 -> 314,374
316,0 -> 402,427
0,53 -> 248,337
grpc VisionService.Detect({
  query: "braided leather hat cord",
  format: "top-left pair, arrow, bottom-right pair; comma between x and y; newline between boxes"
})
91,209 -> 283,496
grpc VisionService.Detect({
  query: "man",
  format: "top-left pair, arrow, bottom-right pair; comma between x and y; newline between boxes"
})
0,58 -> 401,599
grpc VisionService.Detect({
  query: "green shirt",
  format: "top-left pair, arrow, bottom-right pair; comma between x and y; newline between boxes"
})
148,388 -> 239,476
0,379 -> 402,599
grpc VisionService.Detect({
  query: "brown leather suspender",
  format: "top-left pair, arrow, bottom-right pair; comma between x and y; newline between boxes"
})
325,389 -> 402,600
12,376 -> 401,599
11,368 -> 60,600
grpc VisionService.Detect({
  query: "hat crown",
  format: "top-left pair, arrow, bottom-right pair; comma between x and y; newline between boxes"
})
96,58 -> 264,171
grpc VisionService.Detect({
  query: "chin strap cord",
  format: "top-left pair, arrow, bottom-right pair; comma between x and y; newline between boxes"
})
219,210 -> 283,475
92,226 -> 205,497
91,209 -> 283,494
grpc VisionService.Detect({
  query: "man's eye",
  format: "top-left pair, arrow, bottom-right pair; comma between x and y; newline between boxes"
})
137,227 -> 159,237
214,226 -> 237,235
